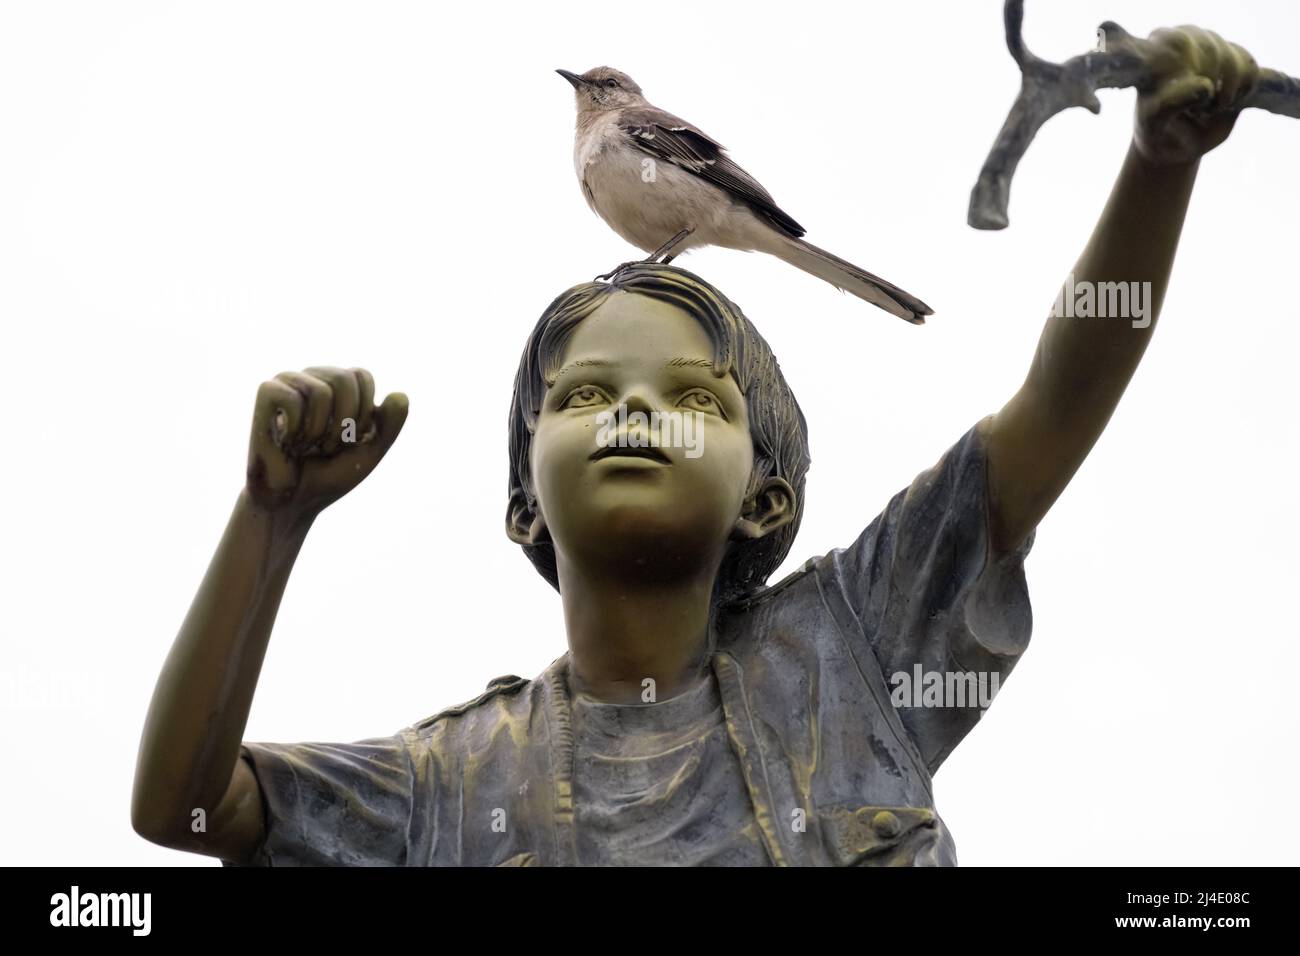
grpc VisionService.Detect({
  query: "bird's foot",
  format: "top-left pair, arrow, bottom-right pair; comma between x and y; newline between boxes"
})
595,229 -> 694,281
595,261 -> 640,281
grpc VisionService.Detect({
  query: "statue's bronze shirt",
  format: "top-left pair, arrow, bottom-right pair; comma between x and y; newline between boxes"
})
569,670 -> 771,866
227,417 -> 1034,866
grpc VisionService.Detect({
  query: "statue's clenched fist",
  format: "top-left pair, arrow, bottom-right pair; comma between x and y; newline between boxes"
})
1135,25 -> 1260,167
246,366 -> 408,517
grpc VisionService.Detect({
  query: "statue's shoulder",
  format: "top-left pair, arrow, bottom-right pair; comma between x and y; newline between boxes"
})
712,553 -> 861,664
408,673 -> 533,736
718,556 -> 823,616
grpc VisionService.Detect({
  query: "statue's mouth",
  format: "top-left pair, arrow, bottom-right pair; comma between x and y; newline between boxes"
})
590,445 -> 671,464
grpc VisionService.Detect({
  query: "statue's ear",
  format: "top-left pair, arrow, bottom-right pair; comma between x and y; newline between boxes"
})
732,477 -> 797,541
506,487 -> 549,546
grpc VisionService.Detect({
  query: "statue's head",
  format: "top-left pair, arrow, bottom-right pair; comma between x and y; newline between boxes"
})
507,263 -> 810,607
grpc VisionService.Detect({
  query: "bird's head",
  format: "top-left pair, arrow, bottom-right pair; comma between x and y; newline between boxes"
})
556,66 -> 646,112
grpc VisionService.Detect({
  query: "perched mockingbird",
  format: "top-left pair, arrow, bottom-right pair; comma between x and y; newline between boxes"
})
557,66 -> 932,323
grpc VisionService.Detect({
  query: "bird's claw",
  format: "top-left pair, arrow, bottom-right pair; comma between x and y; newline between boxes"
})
595,260 -> 640,281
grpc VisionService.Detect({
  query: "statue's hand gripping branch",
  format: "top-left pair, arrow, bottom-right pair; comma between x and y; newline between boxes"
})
983,24 -> 1262,557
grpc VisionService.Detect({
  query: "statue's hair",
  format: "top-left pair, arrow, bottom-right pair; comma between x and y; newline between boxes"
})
507,262 -> 810,606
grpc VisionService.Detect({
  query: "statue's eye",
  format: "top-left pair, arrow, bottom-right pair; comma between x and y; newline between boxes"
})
604,78 -> 619,88
561,385 -> 609,409
678,389 -> 724,417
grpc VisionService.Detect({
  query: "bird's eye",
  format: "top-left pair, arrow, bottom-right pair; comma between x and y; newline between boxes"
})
560,385 -> 609,409
604,78 -> 619,88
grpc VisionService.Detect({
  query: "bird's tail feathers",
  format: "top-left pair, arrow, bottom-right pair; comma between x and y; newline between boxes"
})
768,236 -> 933,324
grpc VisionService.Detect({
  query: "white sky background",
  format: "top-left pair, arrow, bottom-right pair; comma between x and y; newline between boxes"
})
1,0 -> 1297,866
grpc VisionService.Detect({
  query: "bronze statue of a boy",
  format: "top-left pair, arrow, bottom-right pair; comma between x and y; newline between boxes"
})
132,26 -> 1260,865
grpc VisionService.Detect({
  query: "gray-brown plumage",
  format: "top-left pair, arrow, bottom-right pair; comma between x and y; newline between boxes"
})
558,66 -> 933,323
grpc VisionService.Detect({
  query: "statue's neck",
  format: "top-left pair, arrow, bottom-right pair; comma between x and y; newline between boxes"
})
556,560 -> 717,705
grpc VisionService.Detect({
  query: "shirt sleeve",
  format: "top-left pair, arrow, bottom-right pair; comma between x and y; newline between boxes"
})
816,415 -> 1035,775
221,730 -> 417,867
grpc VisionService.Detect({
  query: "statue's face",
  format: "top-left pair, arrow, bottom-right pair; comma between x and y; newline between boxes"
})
530,291 -> 755,583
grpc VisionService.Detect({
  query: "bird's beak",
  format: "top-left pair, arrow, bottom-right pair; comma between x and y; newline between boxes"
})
556,69 -> 588,90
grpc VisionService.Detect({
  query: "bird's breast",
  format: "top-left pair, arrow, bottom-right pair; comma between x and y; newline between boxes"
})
572,115 -> 622,184
577,137 -> 710,253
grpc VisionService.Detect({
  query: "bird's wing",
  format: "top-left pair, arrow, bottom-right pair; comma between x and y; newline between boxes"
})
619,106 -> 806,239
